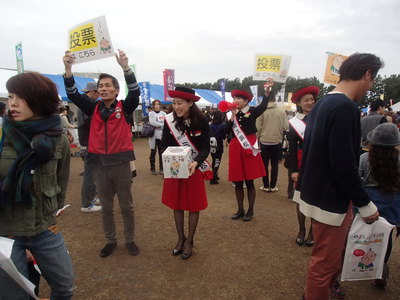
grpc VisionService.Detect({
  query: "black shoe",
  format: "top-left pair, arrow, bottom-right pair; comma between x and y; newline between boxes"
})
100,243 -> 117,257
231,210 -> 245,220
172,237 -> 186,256
181,252 -> 192,260
126,242 -> 139,256
181,241 -> 193,260
296,230 -> 305,246
210,179 -> 219,185
243,211 -> 253,221
305,239 -> 314,247
151,169 -> 157,175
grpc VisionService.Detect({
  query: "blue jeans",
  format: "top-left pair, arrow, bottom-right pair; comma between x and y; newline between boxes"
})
81,156 -> 97,207
0,230 -> 74,300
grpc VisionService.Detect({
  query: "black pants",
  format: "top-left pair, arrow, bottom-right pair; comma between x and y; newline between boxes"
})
260,144 -> 280,188
287,170 -> 295,198
149,138 -> 163,171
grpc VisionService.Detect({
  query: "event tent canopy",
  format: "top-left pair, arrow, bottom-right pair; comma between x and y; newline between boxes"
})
0,70 -> 227,108
43,74 -> 96,101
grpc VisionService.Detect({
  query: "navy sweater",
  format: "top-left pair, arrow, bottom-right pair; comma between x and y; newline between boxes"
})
298,93 -> 376,226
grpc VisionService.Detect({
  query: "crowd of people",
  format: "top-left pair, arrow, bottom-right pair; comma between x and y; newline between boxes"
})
0,51 -> 398,300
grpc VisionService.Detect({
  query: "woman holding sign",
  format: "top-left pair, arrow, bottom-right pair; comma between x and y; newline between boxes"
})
0,72 -> 74,299
287,86 -> 318,247
225,80 -> 273,221
161,86 -> 211,260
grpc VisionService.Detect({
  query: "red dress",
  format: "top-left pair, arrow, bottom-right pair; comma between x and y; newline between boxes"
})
162,169 -> 208,212
228,134 -> 266,181
160,116 -> 210,212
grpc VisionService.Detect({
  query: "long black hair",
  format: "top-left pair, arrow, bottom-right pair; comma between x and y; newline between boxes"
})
369,144 -> 400,195
173,101 -> 205,132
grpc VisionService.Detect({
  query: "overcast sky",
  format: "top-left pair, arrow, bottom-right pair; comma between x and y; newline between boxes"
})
1,0 -> 399,85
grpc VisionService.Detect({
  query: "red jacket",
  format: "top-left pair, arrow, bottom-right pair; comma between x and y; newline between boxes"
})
89,101 -> 133,155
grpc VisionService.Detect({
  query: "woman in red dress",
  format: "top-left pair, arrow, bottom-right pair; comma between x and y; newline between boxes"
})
161,86 -> 211,259
225,80 -> 273,221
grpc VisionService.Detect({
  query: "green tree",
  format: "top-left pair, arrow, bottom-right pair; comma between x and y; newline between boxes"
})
177,73 -> 400,106
383,74 -> 400,103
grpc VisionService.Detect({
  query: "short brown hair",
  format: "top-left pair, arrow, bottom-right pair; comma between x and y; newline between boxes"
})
152,99 -> 161,107
6,72 -> 60,116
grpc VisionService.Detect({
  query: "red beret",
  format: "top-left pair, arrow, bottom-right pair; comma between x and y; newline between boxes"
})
168,86 -> 200,102
231,89 -> 253,101
291,86 -> 319,104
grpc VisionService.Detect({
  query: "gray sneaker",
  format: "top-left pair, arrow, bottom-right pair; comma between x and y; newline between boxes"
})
81,203 -> 102,213
91,198 -> 101,206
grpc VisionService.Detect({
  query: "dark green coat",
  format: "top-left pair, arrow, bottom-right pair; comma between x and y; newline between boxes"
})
0,134 -> 70,236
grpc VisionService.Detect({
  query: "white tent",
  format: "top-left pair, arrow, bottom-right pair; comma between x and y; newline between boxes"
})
391,102 -> 400,112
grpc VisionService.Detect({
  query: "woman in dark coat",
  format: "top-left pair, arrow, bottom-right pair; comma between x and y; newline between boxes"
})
161,87 -> 211,260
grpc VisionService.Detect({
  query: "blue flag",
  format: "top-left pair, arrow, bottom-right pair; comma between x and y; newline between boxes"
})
139,82 -> 151,117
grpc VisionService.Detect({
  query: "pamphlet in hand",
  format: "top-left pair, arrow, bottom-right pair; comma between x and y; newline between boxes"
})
56,204 -> 71,216
0,237 -> 38,299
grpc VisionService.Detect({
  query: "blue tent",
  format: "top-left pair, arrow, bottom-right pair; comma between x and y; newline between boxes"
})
148,84 -> 171,105
41,74 -> 222,107
194,89 -> 222,105
43,74 -> 96,101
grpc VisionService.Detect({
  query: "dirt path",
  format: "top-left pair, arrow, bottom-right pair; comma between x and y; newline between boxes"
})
42,137 -> 399,299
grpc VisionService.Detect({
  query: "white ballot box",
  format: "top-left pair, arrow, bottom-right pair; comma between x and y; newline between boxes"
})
162,146 -> 192,179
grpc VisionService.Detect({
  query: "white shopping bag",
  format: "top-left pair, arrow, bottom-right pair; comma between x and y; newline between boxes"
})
341,214 -> 394,281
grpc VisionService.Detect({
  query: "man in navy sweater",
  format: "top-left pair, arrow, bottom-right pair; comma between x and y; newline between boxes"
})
298,53 -> 383,300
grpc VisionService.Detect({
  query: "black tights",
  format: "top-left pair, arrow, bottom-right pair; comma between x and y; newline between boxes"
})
234,180 -> 255,213
173,210 -> 199,254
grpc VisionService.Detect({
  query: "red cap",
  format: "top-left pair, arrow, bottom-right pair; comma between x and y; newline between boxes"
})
291,86 -> 319,104
231,89 -> 253,101
168,87 -> 200,102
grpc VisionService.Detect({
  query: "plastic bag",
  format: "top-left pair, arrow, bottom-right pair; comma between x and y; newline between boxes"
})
341,214 -> 394,281
210,137 -> 217,154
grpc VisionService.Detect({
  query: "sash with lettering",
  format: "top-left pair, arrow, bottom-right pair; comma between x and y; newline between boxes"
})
231,115 -> 260,156
288,117 -> 306,140
165,113 -> 213,179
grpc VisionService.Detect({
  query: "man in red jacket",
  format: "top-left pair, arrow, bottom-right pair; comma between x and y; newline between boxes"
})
63,49 -> 140,257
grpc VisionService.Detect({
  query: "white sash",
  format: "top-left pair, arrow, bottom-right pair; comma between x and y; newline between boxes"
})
165,113 -> 213,177
289,117 -> 306,140
230,114 -> 260,156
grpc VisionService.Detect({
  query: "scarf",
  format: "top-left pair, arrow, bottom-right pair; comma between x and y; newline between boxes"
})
0,115 -> 62,207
